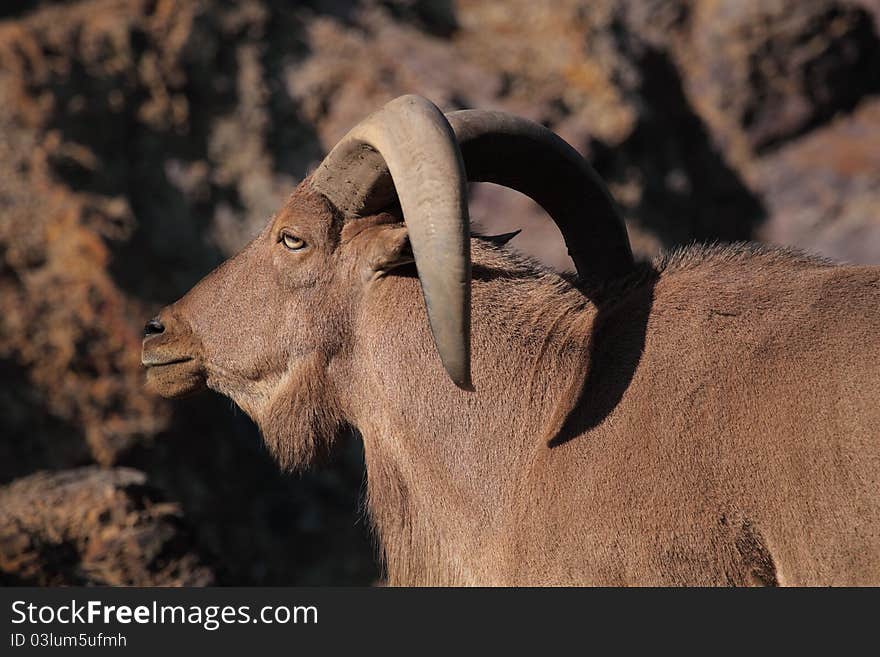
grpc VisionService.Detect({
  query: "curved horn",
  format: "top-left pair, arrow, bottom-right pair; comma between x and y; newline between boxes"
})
445,109 -> 634,282
310,95 -> 472,390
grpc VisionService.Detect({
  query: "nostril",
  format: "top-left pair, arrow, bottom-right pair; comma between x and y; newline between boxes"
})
144,318 -> 165,337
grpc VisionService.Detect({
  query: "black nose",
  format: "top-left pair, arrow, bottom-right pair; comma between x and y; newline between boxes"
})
144,318 -> 165,337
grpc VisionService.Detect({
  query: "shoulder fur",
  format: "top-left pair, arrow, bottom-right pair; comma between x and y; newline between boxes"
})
655,242 -> 838,273
472,239 -> 840,309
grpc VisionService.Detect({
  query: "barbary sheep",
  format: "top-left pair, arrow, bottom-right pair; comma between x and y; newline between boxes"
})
142,95 -> 880,586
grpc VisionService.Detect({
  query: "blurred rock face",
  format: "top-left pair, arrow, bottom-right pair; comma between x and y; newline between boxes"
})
0,467 -> 214,586
0,0 -> 877,585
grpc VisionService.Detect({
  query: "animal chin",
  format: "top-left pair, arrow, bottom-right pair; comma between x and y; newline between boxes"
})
144,359 -> 206,399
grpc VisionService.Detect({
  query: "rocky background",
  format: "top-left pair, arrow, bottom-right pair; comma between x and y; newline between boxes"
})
0,0 -> 878,585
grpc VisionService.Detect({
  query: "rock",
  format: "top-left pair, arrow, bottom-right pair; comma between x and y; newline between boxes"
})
0,467 -> 215,586
753,98 -> 880,264
676,0 -> 880,160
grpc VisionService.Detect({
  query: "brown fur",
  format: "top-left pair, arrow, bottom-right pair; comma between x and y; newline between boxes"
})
143,182 -> 880,586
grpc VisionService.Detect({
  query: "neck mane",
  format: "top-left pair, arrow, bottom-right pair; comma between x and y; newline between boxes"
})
347,241 -> 624,584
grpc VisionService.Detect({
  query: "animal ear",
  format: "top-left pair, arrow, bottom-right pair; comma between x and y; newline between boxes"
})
367,225 -> 414,273
476,229 -> 521,246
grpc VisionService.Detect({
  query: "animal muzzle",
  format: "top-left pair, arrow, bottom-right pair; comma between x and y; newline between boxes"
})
141,309 -> 206,399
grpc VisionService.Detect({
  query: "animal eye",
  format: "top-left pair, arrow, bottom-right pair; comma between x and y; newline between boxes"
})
281,233 -> 306,251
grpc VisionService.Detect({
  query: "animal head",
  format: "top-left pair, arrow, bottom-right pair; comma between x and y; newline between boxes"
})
141,95 -> 633,469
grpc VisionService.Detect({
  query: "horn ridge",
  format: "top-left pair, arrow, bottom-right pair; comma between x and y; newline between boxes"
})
445,109 -> 634,283
310,95 -> 473,390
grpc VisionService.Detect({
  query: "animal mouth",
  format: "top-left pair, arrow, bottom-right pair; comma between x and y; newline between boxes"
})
142,352 -> 206,399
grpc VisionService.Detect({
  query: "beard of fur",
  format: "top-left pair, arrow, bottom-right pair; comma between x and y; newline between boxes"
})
259,353 -> 342,472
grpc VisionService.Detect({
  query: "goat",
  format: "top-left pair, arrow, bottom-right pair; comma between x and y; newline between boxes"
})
142,95 -> 880,585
